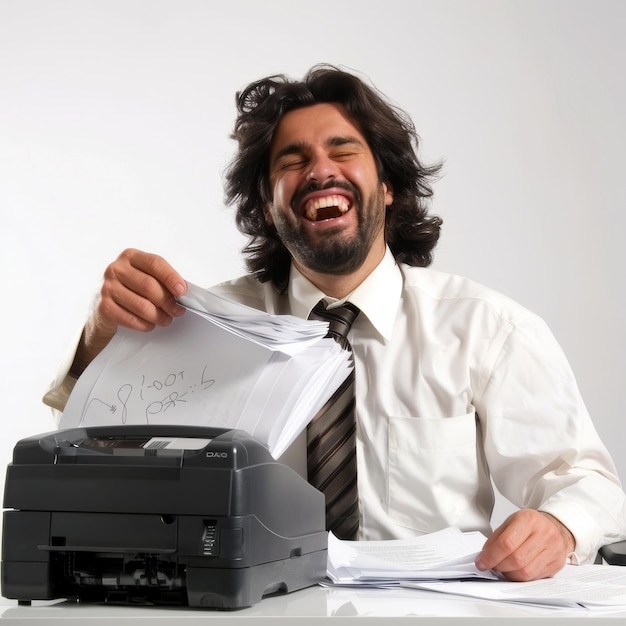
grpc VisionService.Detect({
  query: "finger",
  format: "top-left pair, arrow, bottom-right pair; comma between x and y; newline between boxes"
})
484,532 -> 538,578
497,547 -> 566,582
493,522 -> 570,580
97,283 -> 175,332
104,264 -> 185,324
476,510 -> 570,581
113,249 -> 187,316
126,249 -> 188,299
99,249 -> 186,330
475,517 -> 524,572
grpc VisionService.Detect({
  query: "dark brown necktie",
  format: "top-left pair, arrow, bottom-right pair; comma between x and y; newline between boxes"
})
307,300 -> 360,540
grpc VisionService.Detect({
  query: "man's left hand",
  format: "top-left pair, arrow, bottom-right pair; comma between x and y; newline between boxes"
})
475,509 -> 575,581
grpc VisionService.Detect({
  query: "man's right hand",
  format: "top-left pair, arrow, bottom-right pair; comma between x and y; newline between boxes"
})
70,249 -> 187,377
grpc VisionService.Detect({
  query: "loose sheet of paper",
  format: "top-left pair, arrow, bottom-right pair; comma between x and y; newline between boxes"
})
402,563 -> 626,610
60,284 -> 352,458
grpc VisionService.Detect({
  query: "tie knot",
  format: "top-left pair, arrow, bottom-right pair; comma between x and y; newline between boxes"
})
309,301 -> 360,348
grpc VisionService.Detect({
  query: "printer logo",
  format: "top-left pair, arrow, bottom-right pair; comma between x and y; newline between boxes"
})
206,452 -> 228,459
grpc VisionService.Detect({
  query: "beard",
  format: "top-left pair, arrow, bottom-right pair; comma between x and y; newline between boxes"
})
271,184 -> 386,276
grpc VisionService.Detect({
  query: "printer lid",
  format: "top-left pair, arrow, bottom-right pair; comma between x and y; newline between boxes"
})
10,425 -> 273,469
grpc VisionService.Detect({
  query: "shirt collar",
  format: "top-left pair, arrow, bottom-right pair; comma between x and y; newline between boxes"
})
288,246 -> 402,343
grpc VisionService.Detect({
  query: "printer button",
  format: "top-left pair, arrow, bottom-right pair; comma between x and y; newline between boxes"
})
218,528 -> 243,560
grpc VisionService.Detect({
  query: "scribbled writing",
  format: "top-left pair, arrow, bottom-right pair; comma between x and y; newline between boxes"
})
80,364 -> 216,425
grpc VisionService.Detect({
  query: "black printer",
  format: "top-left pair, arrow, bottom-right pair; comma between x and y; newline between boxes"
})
1,425 -> 328,609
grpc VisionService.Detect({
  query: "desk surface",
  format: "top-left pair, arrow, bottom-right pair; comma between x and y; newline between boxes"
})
2,585 -> 626,624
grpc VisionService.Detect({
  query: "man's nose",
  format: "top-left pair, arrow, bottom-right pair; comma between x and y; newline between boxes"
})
305,154 -> 340,183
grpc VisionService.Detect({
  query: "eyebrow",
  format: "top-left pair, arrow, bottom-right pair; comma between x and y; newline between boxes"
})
271,135 -> 366,164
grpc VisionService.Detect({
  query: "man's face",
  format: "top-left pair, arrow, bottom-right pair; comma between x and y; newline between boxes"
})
266,103 -> 393,276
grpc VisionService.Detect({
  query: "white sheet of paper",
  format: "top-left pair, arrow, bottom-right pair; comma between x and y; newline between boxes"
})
60,288 -> 352,458
402,563 -> 626,609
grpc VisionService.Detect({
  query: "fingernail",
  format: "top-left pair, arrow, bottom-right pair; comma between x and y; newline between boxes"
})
172,281 -> 187,297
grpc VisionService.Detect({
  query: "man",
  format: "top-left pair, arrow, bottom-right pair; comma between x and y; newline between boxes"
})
44,65 -> 626,582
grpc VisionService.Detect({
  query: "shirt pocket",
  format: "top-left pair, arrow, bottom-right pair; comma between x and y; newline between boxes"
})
388,412 -> 479,533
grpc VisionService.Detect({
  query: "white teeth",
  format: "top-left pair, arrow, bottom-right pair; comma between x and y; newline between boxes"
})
304,195 -> 350,220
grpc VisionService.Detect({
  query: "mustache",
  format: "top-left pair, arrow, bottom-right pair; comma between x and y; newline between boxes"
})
291,179 -> 358,211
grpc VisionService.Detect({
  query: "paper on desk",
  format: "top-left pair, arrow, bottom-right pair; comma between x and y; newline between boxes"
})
60,284 -> 352,459
326,527 -> 498,585
402,563 -> 626,610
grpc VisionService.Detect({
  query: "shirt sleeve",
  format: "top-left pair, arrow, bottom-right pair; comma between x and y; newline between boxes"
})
475,314 -> 626,563
41,325 -> 84,423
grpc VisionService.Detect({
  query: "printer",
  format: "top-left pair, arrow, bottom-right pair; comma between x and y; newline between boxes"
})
1,425 -> 328,609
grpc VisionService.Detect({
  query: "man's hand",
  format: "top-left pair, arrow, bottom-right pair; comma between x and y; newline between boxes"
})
70,249 -> 187,377
475,509 -> 575,581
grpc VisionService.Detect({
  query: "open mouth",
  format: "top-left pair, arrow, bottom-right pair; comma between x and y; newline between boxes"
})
303,194 -> 351,222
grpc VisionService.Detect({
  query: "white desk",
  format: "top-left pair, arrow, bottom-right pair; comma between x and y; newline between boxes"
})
2,585 -> 626,624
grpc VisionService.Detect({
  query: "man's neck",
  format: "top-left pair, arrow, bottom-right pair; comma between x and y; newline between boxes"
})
294,244 -> 386,300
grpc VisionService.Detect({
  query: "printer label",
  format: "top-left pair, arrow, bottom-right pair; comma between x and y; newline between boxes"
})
143,437 -> 213,451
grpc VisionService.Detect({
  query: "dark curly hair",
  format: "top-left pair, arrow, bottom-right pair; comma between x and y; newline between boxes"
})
224,64 -> 443,291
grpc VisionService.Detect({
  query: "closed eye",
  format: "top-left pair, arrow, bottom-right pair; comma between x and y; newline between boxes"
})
331,150 -> 359,161
279,158 -> 308,171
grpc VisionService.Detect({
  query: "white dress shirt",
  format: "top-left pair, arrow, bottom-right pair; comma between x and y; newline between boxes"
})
206,247 -> 626,563
44,247 -> 626,563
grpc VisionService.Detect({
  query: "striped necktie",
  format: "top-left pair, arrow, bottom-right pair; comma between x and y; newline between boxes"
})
307,300 -> 360,540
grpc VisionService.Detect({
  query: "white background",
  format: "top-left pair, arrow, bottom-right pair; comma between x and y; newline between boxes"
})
1,0 -> 624,527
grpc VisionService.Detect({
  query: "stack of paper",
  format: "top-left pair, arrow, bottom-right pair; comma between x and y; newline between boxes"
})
327,528 -> 626,611
326,527 -> 499,586
178,283 -> 329,356
59,282 -> 352,458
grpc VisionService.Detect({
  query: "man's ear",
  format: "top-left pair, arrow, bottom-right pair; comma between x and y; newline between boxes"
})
382,182 -> 394,207
263,204 -> 275,225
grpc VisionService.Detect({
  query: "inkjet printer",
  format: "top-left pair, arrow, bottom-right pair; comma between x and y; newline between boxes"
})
1,425 -> 328,609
